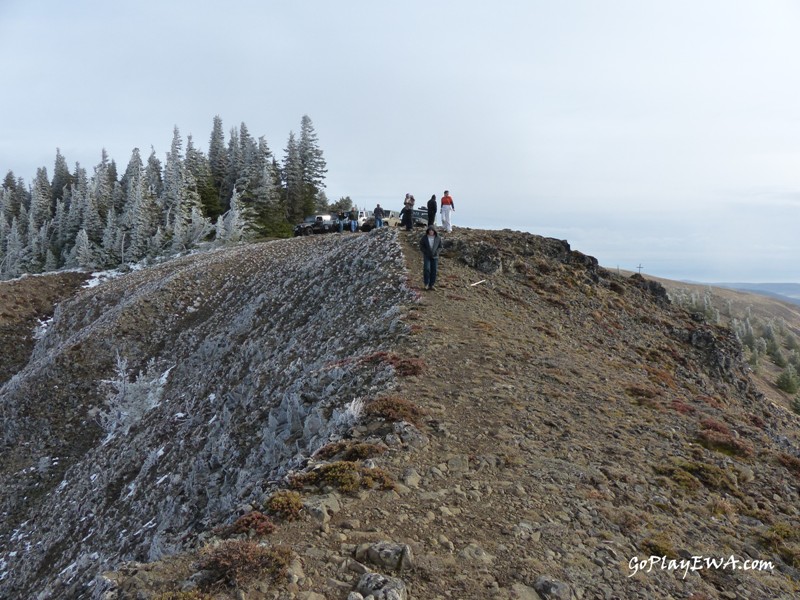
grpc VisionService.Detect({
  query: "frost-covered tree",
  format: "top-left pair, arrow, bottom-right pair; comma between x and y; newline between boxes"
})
29,167 -> 52,230
145,149 -> 163,200
51,148 -> 73,204
282,131 -> 305,223
185,134 -> 220,220
91,149 -> 114,220
68,228 -> 95,268
162,126 -> 185,229
215,189 -> 250,245
299,114 -> 327,194
1,172 -> 27,221
208,115 -> 229,209
1,218 -> 24,279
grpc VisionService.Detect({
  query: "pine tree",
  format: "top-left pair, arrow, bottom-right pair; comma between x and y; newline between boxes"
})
2,218 -> 25,278
299,114 -> 327,194
51,148 -> 73,204
215,188 -> 250,244
145,149 -> 164,200
282,131 -> 305,223
69,228 -> 95,268
91,149 -> 114,220
30,167 -> 52,230
185,134 -> 221,220
208,115 -> 229,209
777,365 -> 800,394
162,126 -> 185,230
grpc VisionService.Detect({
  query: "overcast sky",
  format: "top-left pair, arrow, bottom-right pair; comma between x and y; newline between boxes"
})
1,1 -> 799,282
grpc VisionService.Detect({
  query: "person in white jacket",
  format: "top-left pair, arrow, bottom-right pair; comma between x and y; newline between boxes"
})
440,190 -> 455,232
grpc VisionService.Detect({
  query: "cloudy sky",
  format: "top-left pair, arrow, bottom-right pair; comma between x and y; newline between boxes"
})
1,1 -> 799,282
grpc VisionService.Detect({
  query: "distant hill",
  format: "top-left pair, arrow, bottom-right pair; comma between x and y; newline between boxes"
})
713,283 -> 800,306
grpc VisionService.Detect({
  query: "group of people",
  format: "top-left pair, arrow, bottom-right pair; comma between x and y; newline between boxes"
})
397,190 -> 455,233
337,207 -> 361,232
362,190 -> 454,291
397,190 -> 454,291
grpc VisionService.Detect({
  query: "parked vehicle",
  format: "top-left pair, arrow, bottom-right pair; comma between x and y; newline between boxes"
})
293,214 -> 340,236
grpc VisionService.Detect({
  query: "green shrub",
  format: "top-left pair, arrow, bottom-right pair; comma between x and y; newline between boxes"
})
776,365 -> 800,394
264,490 -> 304,522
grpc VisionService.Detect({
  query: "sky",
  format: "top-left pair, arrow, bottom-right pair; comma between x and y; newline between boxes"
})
1,0 -> 799,283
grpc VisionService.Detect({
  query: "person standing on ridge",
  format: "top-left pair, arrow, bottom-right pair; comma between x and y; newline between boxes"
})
400,203 -> 413,231
419,225 -> 442,290
440,190 -> 455,232
426,194 -> 437,227
349,206 -> 358,232
373,203 -> 385,228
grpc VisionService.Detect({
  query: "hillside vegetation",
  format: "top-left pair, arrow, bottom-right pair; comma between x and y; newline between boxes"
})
1,227 -> 799,599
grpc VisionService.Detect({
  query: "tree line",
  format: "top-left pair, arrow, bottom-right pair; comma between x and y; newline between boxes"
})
0,115 -> 335,280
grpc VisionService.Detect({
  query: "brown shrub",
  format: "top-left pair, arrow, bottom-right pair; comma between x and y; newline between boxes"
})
670,399 -> 696,415
198,540 -> 294,587
697,429 -> 753,458
777,453 -> 800,478
699,417 -> 731,435
365,396 -> 427,426
314,440 -> 385,461
229,511 -> 276,537
358,351 -> 425,376
289,461 -> 395,494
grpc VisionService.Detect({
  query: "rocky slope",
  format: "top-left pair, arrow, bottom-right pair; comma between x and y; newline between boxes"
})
0,232 -> 413,598
1,227 -> 799,599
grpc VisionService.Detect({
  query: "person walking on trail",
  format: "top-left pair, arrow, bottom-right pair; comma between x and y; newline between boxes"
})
373,204 -> 385,228
426,194 -> 437,227
419,225 -> 442,291
349,207 -> 358,232
440,190 -> 455,232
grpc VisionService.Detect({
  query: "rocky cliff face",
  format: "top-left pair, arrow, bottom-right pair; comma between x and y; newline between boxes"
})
2,227 -> 800,600
0,231 -> 413,598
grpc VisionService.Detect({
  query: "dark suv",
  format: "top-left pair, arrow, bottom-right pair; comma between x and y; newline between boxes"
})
293,214 -> 340,236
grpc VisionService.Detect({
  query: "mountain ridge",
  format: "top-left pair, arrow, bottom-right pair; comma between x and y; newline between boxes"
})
1,228 -> 799,599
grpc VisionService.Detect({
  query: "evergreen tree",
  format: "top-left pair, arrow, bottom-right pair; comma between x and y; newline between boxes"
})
1,172 -> 21,221
282,131 -> 305,223
69,228 -> 95,268
91,149 -> 114,219
30,167 -> 52,230
185,135 -> 221,219
208,115 -> 229,209
2,218 -> 25,278
299,115 -> 327,214
51,148 -> 73,204
777,365 -> 800,394
161,127 -> 185,229
215,188 -> 250,244
145,149 -> 164,200
221,126 -> 241,210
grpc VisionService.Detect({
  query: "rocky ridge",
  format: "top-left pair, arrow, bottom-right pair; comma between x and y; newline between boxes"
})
1,227 -> 799,599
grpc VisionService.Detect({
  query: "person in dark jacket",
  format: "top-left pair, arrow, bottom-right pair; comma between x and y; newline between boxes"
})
419,226 -> 442,290
400,204 -> 413,231
373,204 -> 385,228
426,194 -> 437,227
